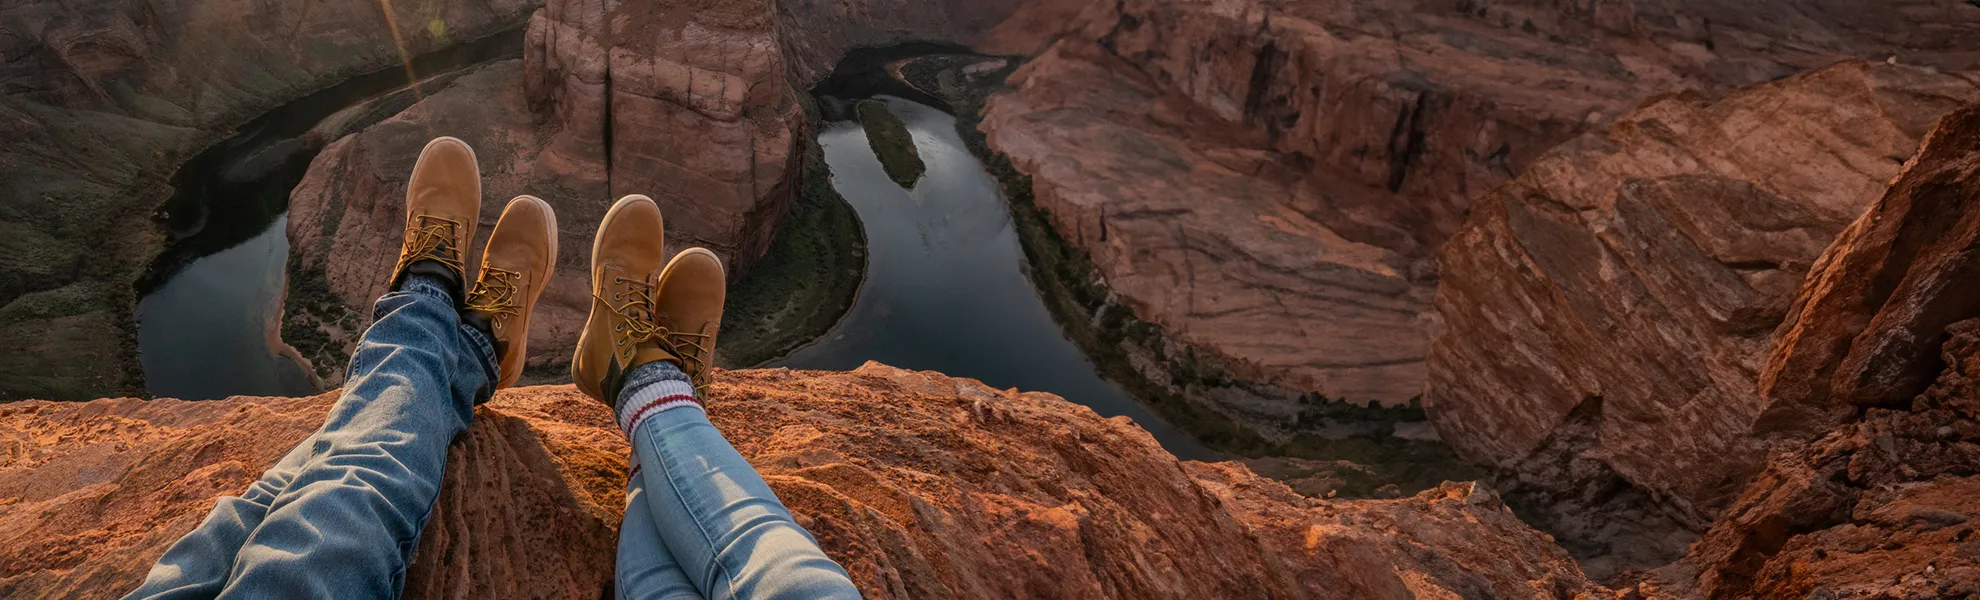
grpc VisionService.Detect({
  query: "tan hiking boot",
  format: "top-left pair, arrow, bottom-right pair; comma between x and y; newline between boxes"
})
651,248 -> 726,389
466,196 -> 559,389
573,195 -> 670,403
389,137 -> 482,290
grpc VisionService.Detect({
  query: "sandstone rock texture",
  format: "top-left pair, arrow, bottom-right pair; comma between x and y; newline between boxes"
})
0,363 -> 1605,598
1427,62 -> 1980,571
977,0 -> 1980,421
0,0 -> 539,400
1643,106 -> 1980,599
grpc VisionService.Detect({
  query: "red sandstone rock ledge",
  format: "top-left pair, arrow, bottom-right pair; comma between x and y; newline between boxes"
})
0,363 -> 1600,599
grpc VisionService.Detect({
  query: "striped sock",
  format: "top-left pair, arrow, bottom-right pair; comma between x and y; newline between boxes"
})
614,361 -> 701,439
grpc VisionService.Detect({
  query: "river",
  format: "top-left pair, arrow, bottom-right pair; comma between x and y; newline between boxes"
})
778,97 -> 1218,461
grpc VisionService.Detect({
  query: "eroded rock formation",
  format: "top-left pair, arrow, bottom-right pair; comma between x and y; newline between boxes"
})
0,363 -> 1604,599
1645,103 -> 1980,600
1427,61 -> 1979,572
0,0 -> 539,400
976,0 -> 1980,432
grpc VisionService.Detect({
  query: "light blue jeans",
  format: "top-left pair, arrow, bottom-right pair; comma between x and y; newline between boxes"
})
125,275 -> 860,599
612,362 -> 861,600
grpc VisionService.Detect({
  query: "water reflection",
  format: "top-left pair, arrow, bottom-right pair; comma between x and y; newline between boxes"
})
138,213 -> 315,399
779,97 -> 1218,460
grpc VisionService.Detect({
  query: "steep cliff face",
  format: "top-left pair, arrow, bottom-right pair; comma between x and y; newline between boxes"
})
1426,62 -> 1979,572
976,0 -> 1980,429
1650,103 -> 1980,600
522,0 -> 806,266
0,364 -> 1605,599
0,0 -> 540,400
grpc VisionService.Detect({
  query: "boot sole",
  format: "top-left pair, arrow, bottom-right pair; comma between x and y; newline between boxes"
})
573,194 -> 662,403
395,136 -> 482,289
407,136 -> 481,243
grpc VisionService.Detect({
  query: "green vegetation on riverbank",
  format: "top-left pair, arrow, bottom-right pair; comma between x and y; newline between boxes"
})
717,133 -> 867,368
936,55 -> 1479,497
282,248 -> 358,386
855,100 -> 925,188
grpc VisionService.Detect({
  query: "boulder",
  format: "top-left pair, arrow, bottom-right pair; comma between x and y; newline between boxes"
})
0,363 -> 1606,599
1759,103 -> 1980,434
1427,62 -> 1978,572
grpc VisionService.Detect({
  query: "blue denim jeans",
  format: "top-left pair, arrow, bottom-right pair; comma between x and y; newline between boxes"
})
612,362 -> 862,600
126,276 -> 858,599
125,276 -> 496,599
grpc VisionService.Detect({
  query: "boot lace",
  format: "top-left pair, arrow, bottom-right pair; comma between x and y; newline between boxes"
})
465,266 -> 522,325
394,215 -> 466,278
602,276 -> 716,389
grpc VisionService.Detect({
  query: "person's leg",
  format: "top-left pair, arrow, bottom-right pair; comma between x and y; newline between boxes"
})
118,429 -> 322,597
223,273 -> 497,598
573,197 -> 857,600
615,456 -> 703,600
126,139 -> 564,600
620,361 -> 860,600
124,272 -> 496,600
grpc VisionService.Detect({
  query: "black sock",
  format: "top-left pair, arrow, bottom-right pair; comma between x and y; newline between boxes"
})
462,309 -> 496,341
399,259 -> 465,307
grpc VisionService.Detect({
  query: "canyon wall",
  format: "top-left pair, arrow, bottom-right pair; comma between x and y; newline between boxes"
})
0,364 -> 1603,599
0,0 -> 540,400
1428,62 -> 1980,572
977,0 -> 1980,434
1647,102 -> 1980,600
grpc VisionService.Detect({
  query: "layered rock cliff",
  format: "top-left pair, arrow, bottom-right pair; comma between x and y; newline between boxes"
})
1644,102 -> 1980,600
0,0 -> 539,400
976,0 -> 1980,433
0,364 -> 1603,599
1427,61 -> 1980,573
